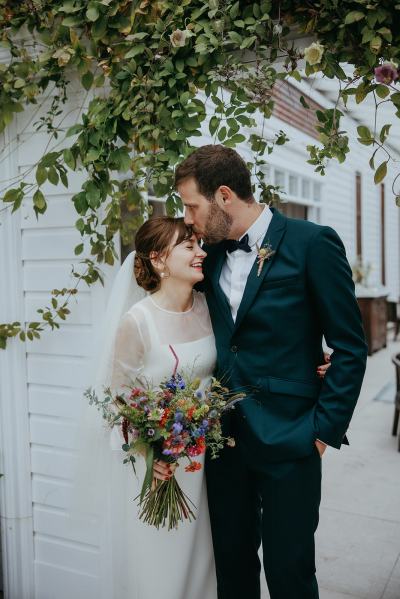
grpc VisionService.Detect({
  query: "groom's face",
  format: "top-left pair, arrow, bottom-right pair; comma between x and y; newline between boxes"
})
179,177 -> 233,244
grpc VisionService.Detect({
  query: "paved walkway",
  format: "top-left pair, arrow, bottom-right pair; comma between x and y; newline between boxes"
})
261,339 -> 400,599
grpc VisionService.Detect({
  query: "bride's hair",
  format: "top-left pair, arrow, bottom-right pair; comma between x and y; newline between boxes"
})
134,217 -> 193,291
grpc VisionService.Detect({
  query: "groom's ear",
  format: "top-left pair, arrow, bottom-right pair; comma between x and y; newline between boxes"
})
216,185 -> 234,208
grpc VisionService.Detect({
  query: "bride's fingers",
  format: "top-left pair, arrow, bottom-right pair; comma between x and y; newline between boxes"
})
153,460 -> 176,480
316,363 -> 331,378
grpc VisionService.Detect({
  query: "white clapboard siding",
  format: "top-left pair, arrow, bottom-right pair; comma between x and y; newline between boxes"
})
26,325 -> 92,357
27,355 -> 90,388
22,228 -> 83,261
28,385 -> 82,419
34,562 -> 100,599
29,414 -> 77,451
33,505 -> 100,548
34,534 -> 99,576
23,261 -> 85,291
31,446 -> 77,481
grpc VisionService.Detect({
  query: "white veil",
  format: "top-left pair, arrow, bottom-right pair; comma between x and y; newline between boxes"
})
67,251 -> 146,598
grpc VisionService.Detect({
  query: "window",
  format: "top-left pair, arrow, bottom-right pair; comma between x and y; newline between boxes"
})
289,174 -> 299,197
301,178 -> 311,200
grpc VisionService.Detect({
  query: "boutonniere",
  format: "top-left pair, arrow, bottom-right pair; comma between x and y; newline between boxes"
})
255,241 -> 275,277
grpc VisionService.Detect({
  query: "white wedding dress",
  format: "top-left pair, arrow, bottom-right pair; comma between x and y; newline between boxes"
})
107,290 -> 218,599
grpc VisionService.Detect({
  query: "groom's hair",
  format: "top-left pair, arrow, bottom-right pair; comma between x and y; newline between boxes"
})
174,145 -> 254,203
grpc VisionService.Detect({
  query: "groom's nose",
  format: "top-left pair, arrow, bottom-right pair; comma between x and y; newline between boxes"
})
184,210 -> 194,226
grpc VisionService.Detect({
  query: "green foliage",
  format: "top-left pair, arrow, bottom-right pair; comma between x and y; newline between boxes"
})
0,0 -> 400,348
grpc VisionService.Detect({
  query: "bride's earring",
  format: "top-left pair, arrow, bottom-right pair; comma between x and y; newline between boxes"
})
160,266 -> 170,279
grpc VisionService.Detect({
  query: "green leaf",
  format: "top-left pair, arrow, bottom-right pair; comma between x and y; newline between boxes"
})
209,116 -> 219,136
300,95 -> 310,109
92,16 -> 107,39
3,188 -> 20,203
344,11 -> 365,25
217,126 -> 227,142
35,166 -> 47,186
33,189 -> 47,212
375,84 -> 390,99
125,44 -> 145,59
357,125 -> 371,139
374,161 -> 387,184
86,5 -> 100,21
140,445 -> 154,503
81,71 -> 94,91
66,124 -> 84,137
47,166 -> 59,185
63,148 -> 76,170
74,243 -> 84,255
379,124 -> 391,144
62,16 -> 82,27
230,1 -> 240,19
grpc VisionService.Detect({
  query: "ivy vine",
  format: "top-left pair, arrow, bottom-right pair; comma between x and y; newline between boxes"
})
1,0 -> 400,348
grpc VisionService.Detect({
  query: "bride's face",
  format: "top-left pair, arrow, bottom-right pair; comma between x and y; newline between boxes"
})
162,232 -> 207,285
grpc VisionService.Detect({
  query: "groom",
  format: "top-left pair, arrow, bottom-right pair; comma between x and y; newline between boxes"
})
175,145 -> 367,599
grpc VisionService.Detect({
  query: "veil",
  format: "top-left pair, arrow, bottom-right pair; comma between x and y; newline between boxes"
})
67,251 -> 146,598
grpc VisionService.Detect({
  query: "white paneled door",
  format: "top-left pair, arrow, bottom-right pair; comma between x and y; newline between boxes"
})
0,99 -> 116,599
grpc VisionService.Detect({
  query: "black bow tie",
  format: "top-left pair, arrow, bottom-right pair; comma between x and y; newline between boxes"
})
225,234 -> 252,254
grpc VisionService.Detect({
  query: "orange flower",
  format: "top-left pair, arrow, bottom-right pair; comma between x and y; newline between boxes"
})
185,461 -> 202,472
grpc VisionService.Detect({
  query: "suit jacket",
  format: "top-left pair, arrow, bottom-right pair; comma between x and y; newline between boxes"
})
203,208 -> 368,464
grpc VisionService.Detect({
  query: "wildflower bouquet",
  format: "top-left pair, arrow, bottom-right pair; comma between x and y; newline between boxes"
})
84,346 -> 243,530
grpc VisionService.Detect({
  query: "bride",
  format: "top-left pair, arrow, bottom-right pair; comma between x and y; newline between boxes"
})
72,215 -> 330,599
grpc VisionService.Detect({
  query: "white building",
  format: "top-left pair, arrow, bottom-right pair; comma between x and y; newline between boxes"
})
1,73 -> 399,598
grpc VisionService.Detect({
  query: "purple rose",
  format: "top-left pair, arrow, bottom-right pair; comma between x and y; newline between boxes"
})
374,62 -> 399,85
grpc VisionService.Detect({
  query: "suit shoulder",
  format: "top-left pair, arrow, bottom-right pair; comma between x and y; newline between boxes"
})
284,215 -> 326,241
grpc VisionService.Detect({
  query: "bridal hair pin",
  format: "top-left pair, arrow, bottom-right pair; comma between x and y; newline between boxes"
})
255,241 -> 275,277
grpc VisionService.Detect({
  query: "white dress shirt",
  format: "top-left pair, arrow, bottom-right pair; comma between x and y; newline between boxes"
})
219,205 -> 273,321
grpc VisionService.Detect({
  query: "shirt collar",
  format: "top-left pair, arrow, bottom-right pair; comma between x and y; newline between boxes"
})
240,204 -> 273,248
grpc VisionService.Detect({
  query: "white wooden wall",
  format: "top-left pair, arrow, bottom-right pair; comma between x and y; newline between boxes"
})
0,94 -> 116,599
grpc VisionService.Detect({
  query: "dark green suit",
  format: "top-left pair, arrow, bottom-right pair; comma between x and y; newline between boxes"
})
204,208 -> 367,599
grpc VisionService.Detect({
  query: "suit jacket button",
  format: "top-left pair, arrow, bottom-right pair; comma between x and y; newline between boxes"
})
231,345 -> 238,353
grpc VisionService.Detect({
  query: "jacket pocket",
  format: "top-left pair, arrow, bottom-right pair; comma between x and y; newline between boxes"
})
260,275 -> 300,290
258,376 -> 321,399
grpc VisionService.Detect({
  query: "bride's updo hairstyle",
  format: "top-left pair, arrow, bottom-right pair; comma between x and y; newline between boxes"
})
134,216 -> 193,292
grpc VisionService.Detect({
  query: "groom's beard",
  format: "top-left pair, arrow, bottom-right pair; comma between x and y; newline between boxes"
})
202,201 -> 233,245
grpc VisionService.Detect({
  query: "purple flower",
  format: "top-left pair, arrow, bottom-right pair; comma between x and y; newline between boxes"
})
174,411 -> 183,422
147,428 -> 155,437
162,449 -> 172,455
195,390 -> 203,399
202,419 -> 209,428
172,422 -> 183,435
374,62 -> 399,85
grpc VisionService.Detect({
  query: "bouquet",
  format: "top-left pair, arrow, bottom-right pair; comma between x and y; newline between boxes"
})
84,345 -> 244,530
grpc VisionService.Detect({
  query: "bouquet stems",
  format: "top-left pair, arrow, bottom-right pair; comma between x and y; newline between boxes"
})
138,476 -> 196,530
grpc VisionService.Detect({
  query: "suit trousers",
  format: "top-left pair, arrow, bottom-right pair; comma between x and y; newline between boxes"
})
205,440 -> 321,599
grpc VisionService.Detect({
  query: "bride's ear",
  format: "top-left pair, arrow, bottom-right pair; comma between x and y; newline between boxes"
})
149,250 -> 165,273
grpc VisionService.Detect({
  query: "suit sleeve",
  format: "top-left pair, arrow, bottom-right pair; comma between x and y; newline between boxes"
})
306,226 -> 368,449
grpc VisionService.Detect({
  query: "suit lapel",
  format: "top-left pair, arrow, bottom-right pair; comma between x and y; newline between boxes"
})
234,208 -> 287,332
206,244 -> 235,331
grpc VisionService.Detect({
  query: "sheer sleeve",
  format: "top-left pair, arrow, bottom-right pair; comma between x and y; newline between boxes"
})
109,310 -> 146,449
110,311 -> 145,393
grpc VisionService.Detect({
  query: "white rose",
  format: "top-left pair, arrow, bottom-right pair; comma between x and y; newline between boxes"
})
304,42 -> 324,66
169,29 -> 189,48
273,23 -> 283,35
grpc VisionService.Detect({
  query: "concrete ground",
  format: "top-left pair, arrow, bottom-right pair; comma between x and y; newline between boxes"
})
261,338 -> 400,599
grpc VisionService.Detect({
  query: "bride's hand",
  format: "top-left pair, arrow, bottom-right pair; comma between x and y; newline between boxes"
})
153,459 -> 177,482
316,352 -> 331,379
